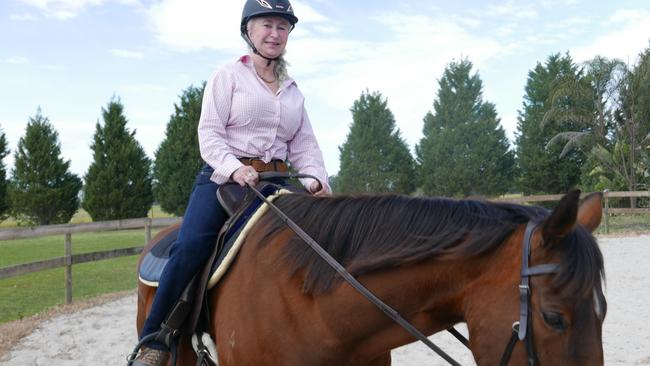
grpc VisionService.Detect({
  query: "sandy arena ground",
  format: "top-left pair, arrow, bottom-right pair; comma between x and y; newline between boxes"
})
1,235 -> 648,365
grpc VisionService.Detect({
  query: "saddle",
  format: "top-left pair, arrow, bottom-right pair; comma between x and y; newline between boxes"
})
138,181 -> 289,287
138,179 -> 304,351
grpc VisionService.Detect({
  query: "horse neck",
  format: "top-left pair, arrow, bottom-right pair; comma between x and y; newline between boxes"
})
331,232 -> 523,357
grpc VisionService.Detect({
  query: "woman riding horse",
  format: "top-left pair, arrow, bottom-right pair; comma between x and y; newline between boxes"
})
131,1 -> 330,365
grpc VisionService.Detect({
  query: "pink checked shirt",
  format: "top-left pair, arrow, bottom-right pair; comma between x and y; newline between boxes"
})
198,55 -> 330,192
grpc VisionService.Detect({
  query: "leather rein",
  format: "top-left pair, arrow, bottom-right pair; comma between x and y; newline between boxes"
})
250,174 -> 559,365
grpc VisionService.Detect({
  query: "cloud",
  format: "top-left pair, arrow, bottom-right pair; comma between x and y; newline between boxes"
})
146,0 -> 241,52
5,56 -> 30,64
145,0 -> 328,52
285,11 -> 517,158
571,9 -> 650,63
110,48 -> 144,60
40,64 -> 65,70
16,0 -> 139,20
486,1 -> 538,19
10,13 -> 38,21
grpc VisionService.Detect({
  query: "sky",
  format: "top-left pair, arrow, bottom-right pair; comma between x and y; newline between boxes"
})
1,0 -> 649,178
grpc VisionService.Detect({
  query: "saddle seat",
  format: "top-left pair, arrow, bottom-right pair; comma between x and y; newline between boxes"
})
138,181 -> 299,289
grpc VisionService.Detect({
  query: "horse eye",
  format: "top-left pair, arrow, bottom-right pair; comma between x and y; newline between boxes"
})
542,311 -> 566,331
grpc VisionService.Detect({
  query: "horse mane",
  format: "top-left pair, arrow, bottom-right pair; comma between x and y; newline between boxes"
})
257,193 -> 604,298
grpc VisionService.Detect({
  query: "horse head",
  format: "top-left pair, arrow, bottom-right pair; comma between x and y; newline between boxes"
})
469,191 -> 605,365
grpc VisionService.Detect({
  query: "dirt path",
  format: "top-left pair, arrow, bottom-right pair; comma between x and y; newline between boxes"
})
1,235 -> 648,365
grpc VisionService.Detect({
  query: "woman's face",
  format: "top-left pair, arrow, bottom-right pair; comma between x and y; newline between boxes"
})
247,16 -> 290,59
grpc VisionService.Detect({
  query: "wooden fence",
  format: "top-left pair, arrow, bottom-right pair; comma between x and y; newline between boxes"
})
0,217 -> 181,304
495,190 -> 650,234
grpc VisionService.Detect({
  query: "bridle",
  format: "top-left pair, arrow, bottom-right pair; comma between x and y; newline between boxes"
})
499,221 -> 560,366
249,176 -> 561,365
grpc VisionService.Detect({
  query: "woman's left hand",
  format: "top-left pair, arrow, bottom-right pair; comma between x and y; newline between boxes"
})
309,181 -> 329,197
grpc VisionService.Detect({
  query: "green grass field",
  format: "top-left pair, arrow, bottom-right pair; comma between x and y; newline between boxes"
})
0,229 -> 159,323
0,206 -> 173,323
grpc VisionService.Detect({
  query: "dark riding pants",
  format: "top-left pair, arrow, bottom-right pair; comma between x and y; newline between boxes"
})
140,165 -> 227,349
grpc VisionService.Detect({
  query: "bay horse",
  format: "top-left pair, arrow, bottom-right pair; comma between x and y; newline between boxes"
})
136,189 -> 605,365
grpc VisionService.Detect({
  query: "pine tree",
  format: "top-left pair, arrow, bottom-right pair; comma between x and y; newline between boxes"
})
9,110 -> 82,225
337,90 -> 415,194
83,98 -> 153,220
153,84 -> 205,216
515,53 -> 585,195
0,125 -> 10,220
416,59 -> 515,197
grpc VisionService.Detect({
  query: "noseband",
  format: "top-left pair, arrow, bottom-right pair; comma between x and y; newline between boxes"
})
499,221 -> 560,366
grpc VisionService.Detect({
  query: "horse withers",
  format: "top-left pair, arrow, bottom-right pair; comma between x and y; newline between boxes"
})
136,190 -> 605,365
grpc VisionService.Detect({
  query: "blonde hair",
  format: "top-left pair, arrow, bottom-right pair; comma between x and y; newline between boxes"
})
246,18 -> 290,82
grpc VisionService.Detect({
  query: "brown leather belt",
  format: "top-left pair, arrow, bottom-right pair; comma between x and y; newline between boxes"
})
239,157 -> 288,173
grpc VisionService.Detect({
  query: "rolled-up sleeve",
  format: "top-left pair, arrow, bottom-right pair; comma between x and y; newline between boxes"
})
287,106 -> 331,193
198,69 -> 242,184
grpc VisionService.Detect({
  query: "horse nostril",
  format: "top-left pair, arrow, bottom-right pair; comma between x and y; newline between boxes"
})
542,311 -> 567,331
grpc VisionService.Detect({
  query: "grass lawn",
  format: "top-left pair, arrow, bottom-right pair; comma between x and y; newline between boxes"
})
0,229 -> 162,323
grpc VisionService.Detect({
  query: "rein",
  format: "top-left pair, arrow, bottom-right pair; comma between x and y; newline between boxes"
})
249,174 -> 462,366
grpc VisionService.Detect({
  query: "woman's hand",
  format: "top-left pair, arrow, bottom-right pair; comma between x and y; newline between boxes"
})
309,181 -> 329,197
232,166 -> 259,186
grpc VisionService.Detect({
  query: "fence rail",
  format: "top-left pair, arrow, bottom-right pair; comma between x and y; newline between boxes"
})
0,217 -> 182,304
495,190 -> 649,233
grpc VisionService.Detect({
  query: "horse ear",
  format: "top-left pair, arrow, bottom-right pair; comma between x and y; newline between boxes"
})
541,190 -> 580,246
577,192 -> 603,233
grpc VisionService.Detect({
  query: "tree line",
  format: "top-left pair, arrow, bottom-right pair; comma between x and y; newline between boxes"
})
0,46 -> 648,225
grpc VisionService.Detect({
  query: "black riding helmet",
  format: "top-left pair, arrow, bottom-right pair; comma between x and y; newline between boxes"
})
240,0 -> 298,64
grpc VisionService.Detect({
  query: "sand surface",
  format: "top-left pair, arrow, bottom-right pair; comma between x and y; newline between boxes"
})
1,235 -> 648,365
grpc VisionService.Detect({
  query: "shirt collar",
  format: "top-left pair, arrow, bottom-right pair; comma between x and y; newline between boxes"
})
238,54 -> 296,88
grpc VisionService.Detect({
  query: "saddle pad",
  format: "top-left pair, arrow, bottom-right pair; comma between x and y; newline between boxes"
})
138,187 -> 290,288
207,190 -> 287,289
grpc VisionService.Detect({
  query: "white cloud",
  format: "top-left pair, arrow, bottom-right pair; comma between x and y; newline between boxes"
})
145,0 -> 329,52
16,0 -> 139,20
572,9 -> 650,63
120,83 -> 168,94
146,0 -> 243,52
10,13 -> 38,21
110,48 -> 144,60
486,1 -> 538,19
5,57 -> 30,64
287,12 -> 516,158
40,64 -> 65,70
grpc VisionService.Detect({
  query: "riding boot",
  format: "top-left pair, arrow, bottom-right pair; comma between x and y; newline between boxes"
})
131,346 -> 170,366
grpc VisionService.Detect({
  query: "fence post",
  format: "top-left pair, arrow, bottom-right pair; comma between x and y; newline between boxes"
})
603,189 -> 609,234
64,232 -> 73,304
145,218 -> 152,246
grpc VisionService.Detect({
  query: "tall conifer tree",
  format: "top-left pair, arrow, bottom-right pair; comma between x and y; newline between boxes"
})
83,98 -> 153,220
0,125 -> 10,220
337,90 -> 415,194
9,110 -> 82,224
416,59 -> 514,197
515,53 -> 585,195
153,84 -> 204,216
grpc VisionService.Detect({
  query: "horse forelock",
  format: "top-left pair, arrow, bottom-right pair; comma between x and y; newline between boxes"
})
552,226 -> 606,310
257,194 -> 554,294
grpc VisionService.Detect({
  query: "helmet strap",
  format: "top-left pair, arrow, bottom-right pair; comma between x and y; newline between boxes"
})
243,33 -> 277,66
